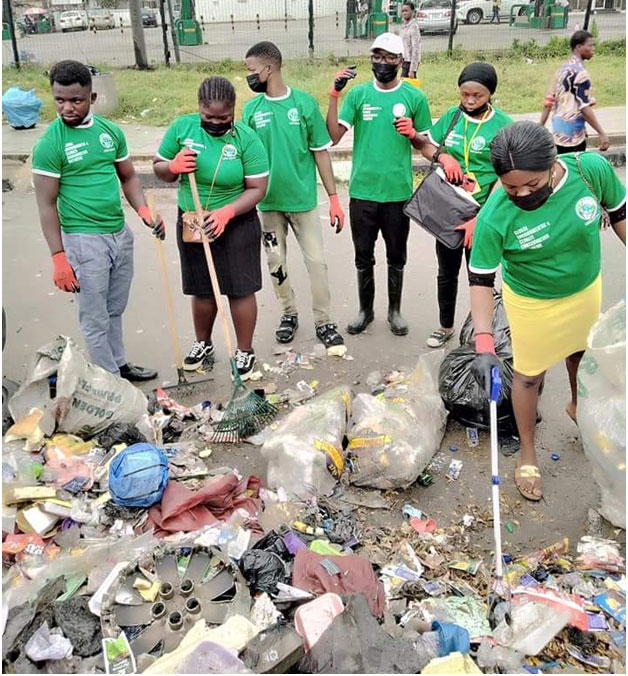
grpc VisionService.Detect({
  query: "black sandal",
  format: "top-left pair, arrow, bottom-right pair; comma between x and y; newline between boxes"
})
276,315 -> 298,343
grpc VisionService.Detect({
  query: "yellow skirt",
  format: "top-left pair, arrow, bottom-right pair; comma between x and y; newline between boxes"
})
502,275 -> 602,377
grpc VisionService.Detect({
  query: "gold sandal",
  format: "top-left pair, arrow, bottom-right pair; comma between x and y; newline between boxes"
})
515,464 -> 543,501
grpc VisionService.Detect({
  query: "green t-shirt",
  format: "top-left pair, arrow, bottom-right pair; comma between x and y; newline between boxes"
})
428,105 -> 513,205
470,152 -> 626,299
242,87 -> 331,212
339,80 -> 432,203
32,115 -> 129,234
157,115 -> 269,212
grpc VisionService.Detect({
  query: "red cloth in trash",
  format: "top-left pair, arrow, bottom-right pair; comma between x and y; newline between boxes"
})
292,549 -> 385,617
147,473 -> 261,537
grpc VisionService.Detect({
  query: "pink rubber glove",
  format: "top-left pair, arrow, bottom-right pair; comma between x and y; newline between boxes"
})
438,153 -> 464,185
138,205 -> 166,240
329,194 -> 345,233
330,67 -> 357,97
169,149 -> 197,175
543,94 -> 556,108
52,252 -> 79,293
394,117 -> 417,140
455,216 -> 477,248
203,204 -> 236,239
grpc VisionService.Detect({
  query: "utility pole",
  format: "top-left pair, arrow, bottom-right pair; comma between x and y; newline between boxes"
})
447,0 -> 457,54
165,0 -> 180,64
583,0 -> 593,29
4,0 -> 20,69
308,0 -> 314,56
158,0 -> 170,66
128,0 -> 149,69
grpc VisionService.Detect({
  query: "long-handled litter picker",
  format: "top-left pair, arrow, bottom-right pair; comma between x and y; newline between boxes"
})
188,174 -> 278,443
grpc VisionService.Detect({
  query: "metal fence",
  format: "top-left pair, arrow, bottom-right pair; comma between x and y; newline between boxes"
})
2,0 -> 625,68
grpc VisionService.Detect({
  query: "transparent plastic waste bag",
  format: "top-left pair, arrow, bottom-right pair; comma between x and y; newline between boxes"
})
577,300 -> 626,528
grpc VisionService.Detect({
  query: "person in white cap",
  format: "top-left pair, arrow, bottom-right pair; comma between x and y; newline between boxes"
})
326,33 -> 432,337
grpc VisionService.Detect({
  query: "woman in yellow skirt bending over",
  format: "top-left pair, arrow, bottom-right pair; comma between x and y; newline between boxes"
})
467,121 -> 625,501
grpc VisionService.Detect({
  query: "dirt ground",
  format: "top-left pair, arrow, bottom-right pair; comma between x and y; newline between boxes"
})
2,176 -> 626,559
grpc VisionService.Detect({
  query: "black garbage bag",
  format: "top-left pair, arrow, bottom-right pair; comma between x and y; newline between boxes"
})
439,293 -> 516,432
239,549 -> 288,595
95,422 -> 146,449
299,593 -> 428,674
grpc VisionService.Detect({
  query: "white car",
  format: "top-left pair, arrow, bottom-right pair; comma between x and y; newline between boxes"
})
456,0 -> 520,23
417,0 -> 458,34
59,11 -> 88,32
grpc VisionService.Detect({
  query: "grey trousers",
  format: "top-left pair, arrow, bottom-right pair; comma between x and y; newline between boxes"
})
62,225 -> 134,374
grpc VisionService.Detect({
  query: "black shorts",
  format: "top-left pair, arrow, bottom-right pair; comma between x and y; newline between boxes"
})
176,207 -> 262,298
556,139 -> 587,154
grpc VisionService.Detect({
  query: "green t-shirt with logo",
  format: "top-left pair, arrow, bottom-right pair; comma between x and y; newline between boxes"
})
469,152 -> 626,299
242,87 -> 331,212
32,115 -> 129,234
339,80 -> 432,203
428,105 -> 513,205
157,114 -> 269,212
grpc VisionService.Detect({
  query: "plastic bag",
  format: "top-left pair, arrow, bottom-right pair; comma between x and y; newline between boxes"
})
239,549 -> 288,595
347,352 -> 447,489
9,336 -> 148,438
2,87 -> 42,129
109,443 -> 168,508
577,300 -> 626,528
440,293 -> 515,431
261,386 -> 352,499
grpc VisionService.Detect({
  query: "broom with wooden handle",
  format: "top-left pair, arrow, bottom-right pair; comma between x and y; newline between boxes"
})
188,173 -> 277,442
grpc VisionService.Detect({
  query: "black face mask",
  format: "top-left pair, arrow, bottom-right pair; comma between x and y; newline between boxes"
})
246,72 -> 268,93
460,101 -> 491,117
372,62 -> 398,84
201,120 -> 233,137
509,182 -> 553,211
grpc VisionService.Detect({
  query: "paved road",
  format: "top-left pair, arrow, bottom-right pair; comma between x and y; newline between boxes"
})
2,169 -> 625,553
2,11 -> 624,66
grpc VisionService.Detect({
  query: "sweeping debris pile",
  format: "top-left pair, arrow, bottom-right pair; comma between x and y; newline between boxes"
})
2,341 -> 625,674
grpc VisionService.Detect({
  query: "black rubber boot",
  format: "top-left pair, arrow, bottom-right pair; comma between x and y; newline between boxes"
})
347,267 -> 375,335
387,265 -> 408,336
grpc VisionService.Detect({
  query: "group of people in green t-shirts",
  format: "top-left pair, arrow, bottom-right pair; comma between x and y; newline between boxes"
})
33,31 -> 625,503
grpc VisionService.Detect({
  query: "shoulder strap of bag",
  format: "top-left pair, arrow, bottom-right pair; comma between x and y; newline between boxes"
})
574,151 -> 611,229
431,108 -> 463,169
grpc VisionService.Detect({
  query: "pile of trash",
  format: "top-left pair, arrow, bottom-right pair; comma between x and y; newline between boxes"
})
2,326 -> 625,674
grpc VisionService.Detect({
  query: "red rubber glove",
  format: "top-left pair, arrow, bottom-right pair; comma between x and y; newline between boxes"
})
169,149 -> 197,175
138,205 -> 166,240
329,194 -> 345,233
203,204 -> 236,240
438,153 -> 464,185
394,117 -> 417,140
52,252 -> 79,293
330,67 -> 357,97
455,216 -> 476,248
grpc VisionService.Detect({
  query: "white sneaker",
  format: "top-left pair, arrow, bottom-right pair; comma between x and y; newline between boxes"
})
183,340 -> 214,371
234,349 -> 256,381
426,328 -> 454,348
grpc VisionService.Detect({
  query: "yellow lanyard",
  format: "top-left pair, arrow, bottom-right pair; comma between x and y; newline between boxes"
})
462,106 -> 490,173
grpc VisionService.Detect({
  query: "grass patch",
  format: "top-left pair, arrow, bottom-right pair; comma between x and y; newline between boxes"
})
3,42 -> 625,127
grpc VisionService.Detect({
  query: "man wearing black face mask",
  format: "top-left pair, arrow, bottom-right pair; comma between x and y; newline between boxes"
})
327,32 -> 432,336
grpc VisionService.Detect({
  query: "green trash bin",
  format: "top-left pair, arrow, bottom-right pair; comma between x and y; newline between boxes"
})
175,18 -> 202,46
550,7 -> 566,27
2,22 -> 10,40
370,11 -> 388,36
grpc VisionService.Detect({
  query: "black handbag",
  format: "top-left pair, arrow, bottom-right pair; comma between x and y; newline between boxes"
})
404,109 -> 480,249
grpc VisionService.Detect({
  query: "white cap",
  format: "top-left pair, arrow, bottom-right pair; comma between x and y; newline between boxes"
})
370,32 -> 404,55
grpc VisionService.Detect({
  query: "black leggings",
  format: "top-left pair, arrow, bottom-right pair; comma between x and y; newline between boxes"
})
436,239 -> 470,329
556,139 -> 586,154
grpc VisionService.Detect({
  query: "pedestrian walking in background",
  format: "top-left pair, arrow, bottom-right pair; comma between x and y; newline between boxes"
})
153,76 -> 269,381
327,32 -> 432,337
540,30 -> 610,154
242,41 -> 346,349
32,60 -> 162,381
345,0 -> 358,38
490,0 -> 501,23
399,2 -> 421,78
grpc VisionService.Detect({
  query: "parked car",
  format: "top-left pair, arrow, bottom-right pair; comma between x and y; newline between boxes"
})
417,0 -> 458,33
456,0 -> 519,23
59,10 -> 88,32
88,9 -> 115,29
141,9 -> 158,26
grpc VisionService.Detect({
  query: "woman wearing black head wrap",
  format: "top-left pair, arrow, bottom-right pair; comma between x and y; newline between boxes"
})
468,121 -> 625,501
420,62 -> 513,349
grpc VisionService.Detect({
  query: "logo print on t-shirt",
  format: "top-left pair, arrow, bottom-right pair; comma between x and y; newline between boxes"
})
392,103 -> 406,118
362,104 -> 382,121
575,196 -> 600,224
287,107 -> 300,124
222,144 -> 238,160
99,133 -> 115,151
470,136 -> 486,152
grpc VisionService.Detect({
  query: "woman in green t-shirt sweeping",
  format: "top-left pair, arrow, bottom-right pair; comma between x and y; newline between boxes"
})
153,77 -> 269,381
418,62 -> 513,349
468,121 -> 625,501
